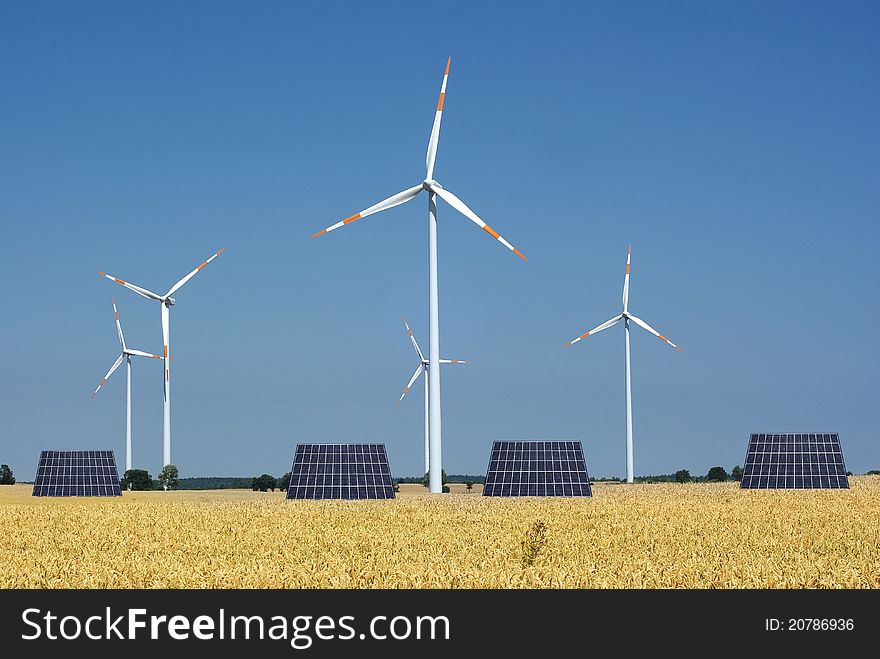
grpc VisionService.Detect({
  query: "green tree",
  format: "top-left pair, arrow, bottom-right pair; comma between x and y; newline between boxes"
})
0,464 -> 15,485
465,481 -> 474,493
278,472 -> 291,491
675,469 -> 691,483
706,466 -> 729,482
422,469 -> 448,490
252,474 -> 277,492
731,465 -> 743,481
120,469 -> 152,491
158,464 -> 179,491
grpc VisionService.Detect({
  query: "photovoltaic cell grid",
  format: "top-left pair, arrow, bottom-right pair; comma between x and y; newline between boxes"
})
740,433 -> 849,489
483,441 -> 592,497
32,450 -> 122,497
286,444 -> 395,500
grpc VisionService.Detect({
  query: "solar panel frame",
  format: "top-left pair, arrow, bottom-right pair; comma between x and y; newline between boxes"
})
483,440 -> 593,497
739,433 -> 849,489
32,450 -> 122,497
285,443 -> 395,500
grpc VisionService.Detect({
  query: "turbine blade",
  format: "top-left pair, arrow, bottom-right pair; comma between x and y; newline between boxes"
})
430,185 -> 527,261
397,363 -> 424,404
564,314 -> 623,347
310,184 -> 423,239
126,349 -> 163,359
166,247 -> 225,297
628,314 -> 684,352
92,353 -> 125,398
98,272 -> 162,301
404,320 -> 424,361
112,298 -> 125,350
623,244 -> 631,311
439,359 -> 468,364
425,57 -> 451,180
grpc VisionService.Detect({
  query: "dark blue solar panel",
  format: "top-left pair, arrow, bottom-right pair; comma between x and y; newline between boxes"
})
483,440 -> 592,497
740,433 -> 849,489
286,444 -> 395,500
32,450 -> 122,497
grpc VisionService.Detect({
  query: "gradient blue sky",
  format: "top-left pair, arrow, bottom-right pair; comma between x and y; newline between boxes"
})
1,1 -> 877,480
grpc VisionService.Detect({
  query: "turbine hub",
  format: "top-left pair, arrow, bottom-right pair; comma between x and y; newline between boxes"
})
164,297 -> 176,307
423,179 -> 437,191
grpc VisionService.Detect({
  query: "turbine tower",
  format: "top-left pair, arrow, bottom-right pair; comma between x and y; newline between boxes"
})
564,245 -> 683,483
397,320 -> 467,475
310,58 -> 526,493
91,299 -> 162,472
99,247 -> 225,466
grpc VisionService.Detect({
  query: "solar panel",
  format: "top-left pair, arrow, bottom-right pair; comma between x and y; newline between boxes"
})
483,440 -> 592,497
739,433 -> 849,489
286,444 -> 395,500
32,450 -> 122,497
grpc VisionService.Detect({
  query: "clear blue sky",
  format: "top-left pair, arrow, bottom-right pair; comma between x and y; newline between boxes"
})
1,0 -> 877,480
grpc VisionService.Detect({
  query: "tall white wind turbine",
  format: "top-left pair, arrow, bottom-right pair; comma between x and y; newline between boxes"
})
310,58 -> 526,493
91,299 -> 162,472
564,245 -> 683,483
98,247 -> 225,466
397,320 -> 467,475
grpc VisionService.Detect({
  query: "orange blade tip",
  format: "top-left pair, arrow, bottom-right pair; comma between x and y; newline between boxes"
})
676,345 -> 685,353
310,229 -> 327,239
445,57 -> 451,74
513,249 -> 528,262
97,271 -> 105,277
217,247 -> 226,254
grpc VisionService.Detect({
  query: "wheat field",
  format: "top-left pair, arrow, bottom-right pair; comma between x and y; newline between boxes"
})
1,478 -> 878,588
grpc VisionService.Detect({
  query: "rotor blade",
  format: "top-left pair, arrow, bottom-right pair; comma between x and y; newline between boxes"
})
310,184 -> 423,239
430,185 -> 527,261
564,314 -> 623,347
112,298 -> 125,350
404,320 -> 424,361
397,363 -> 424,404
627,314 -> 684,352
439,359 -> 468,364
98,272 -> 162,301
161,304 -> 170,401
425,57 -> 451,180
92,353 -> 124,398
623,244 -> 631,311
166,247 -> 225,297
126,349 -> 163,359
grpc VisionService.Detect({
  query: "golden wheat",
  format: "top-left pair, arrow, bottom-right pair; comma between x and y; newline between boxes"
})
1,478 -> 878,588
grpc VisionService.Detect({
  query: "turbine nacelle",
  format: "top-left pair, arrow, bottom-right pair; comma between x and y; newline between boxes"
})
422,179 -> 439,191
164,297 -> 176,307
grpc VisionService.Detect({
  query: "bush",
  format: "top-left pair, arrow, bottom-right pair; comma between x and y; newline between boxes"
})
706,466 -> 729,482
252,474 -> 277,492
0,464 -> 15,485
120,469 -> 152,491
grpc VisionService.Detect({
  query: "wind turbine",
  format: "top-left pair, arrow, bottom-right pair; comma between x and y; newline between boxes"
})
563,245 -> 683,483
397,320 -> 467,476
91,299 -> 162,472
98,247 -> 225,466
310,58 -> 526,493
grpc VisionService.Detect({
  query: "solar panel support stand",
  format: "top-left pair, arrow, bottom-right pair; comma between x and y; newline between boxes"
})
427,191 -> 443,494
624,318 -> 634,483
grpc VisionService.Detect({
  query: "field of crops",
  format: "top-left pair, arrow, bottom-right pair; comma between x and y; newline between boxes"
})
1,478 -> 878,588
